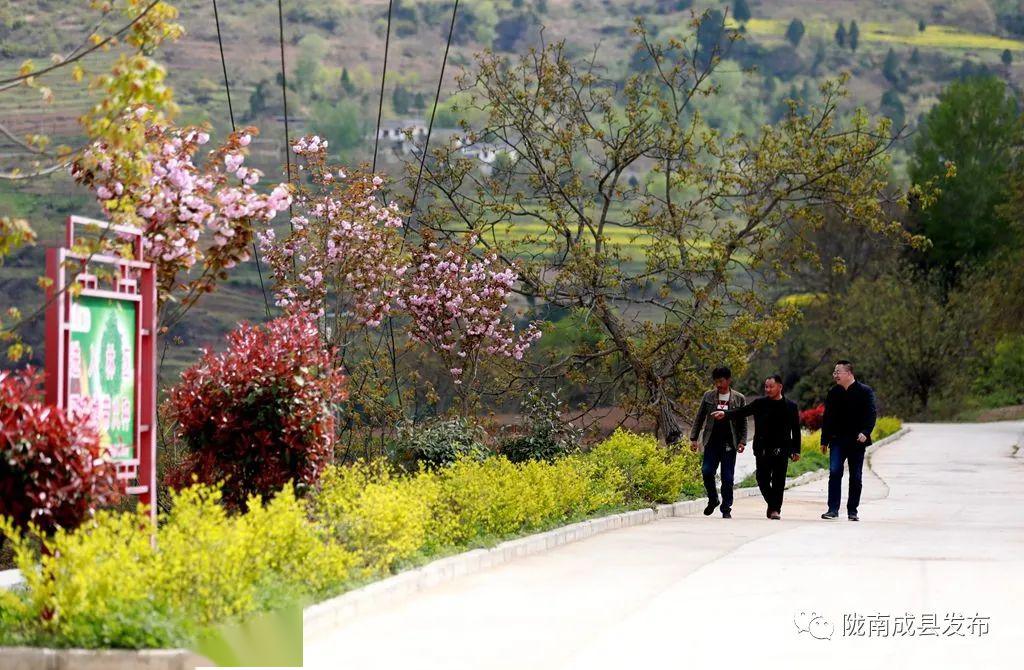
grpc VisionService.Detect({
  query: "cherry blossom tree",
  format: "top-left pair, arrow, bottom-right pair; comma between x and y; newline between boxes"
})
1,0 -> 183,362
72,108 -> 292,328
260,135 -> 541,434
398,233 -> 541,390
260,134 -> 406,328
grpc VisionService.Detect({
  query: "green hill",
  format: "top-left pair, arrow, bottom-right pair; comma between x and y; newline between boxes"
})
2,0 -> 1023,377
5,1 -> 1024,168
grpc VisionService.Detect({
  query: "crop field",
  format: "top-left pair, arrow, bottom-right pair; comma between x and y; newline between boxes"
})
728,17 -> 1024,53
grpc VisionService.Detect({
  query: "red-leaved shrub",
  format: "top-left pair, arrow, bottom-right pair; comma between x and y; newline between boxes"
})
165,311 -> 346,509
800,403 -> 826,431
0,368 -> 120,534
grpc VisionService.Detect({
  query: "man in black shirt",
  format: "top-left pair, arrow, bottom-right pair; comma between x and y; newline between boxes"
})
689,366 -> 747,518
820,360 -> 877,522
712,374 -> 801,520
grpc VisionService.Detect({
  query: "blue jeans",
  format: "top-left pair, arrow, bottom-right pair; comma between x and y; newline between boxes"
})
702,442 -> 737,511
827,438 -> 866,515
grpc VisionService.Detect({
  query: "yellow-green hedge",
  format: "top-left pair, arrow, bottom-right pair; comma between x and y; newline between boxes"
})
0,485 -> 354,649
872,416 -> 903,441
798,416 -> 903,454
309,429 -> 700,565
587,428 -> 702,504
0,429 -> 699,650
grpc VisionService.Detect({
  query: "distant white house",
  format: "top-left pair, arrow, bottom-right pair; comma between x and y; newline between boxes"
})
371,119 -> 517,172
375,119 -> 428,142
460,143 -> 499,163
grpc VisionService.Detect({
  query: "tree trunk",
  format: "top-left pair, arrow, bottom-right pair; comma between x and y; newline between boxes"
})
594,296 -> 684,445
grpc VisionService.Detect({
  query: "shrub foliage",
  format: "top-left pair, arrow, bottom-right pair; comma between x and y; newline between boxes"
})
0,368 -> 120,535
0,485 -> 353,649
799,403 -> 825,431
164,312 -> 347,509
498,389 -> 582,463
397,417 -> 490,470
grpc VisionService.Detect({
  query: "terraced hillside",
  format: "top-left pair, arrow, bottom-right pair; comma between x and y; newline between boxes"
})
2,0 -> 1023,378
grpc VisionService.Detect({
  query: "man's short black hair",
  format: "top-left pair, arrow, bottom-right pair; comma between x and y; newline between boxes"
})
712,366 -> 732,380
835,359 -> 854,374
768,373 -> 784,385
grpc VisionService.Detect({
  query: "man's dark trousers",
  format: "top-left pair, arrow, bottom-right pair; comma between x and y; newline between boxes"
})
702,440 -> 737,512
755,447 -> 788,512
827,437 -> 866,515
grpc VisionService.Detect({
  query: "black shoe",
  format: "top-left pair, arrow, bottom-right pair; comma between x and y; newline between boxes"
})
766,508 -> 773,519
704,500 -> 719,516
848,513 -> 859,521
821,511 -> 839,520
769,511 -> 781,520
722,510 -> 732,519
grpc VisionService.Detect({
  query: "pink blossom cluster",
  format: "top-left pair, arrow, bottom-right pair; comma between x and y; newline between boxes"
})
398,240 -> 542,383
72,109 -> 292,301
262,135 -> 542,383
291,135 -> 328,156
260,136 -> 407,325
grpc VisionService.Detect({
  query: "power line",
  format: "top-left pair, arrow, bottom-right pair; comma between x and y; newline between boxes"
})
210,0 -> 272,319
276,0 -> 295,238
368,2 -> 401,412
211,0 -> 235,129
372,0 -> 394,174
0,0 -> 161,87
408,0 -> 460,224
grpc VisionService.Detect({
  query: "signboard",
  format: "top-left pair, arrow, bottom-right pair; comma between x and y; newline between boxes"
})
68,295 -> 137,460
45,215 -> 157,523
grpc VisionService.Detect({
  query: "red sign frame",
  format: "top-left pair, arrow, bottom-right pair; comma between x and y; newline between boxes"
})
45,215 -> 158,524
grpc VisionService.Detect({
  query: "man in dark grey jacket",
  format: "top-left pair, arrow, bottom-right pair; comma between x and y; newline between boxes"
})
689,366 -> 747,518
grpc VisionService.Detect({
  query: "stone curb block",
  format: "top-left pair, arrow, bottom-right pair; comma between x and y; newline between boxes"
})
0,647 -> 209,670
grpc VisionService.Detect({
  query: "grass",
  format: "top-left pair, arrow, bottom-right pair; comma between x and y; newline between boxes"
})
484,219 -> 655,258
776,292 -> 827,308
951,403 -> 1024,423
0,182 -> 38,219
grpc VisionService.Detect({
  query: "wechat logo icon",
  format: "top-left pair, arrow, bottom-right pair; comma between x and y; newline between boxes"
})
794,611 -> 834,640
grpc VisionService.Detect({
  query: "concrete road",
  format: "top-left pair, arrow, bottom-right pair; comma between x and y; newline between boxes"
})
304,422 -> 1024,670
727,429 -> 758,483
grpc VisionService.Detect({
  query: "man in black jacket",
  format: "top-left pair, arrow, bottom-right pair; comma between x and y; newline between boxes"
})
820,360 -> 877,522
712,374 -> 801,520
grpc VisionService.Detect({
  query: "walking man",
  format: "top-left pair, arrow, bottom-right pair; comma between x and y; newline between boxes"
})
689,366 -> 747,518
820,360 -> 877,522
711,374 -> 801,520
